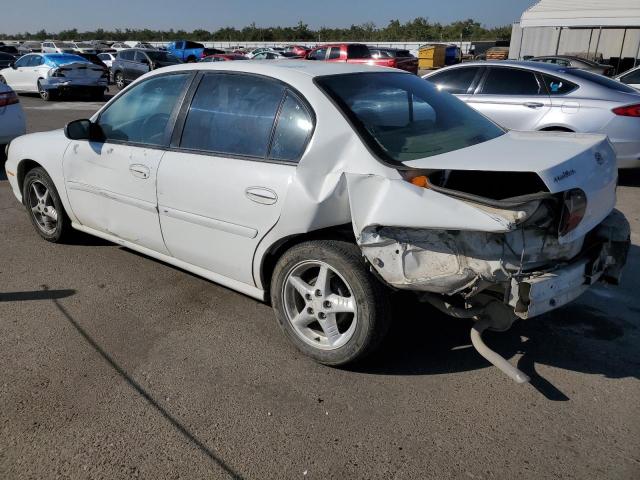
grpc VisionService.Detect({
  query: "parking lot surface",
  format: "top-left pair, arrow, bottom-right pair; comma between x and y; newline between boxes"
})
1,93 -> 639,479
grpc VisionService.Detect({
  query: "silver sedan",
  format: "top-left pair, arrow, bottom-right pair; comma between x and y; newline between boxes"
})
424,61 -> 640,168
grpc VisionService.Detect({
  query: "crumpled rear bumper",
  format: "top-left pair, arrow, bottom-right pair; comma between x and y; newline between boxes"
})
359,209 -> 630,319
508,209 -> 630,319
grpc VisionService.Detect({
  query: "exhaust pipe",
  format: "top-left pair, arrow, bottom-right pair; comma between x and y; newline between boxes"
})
471,318 -> 530,384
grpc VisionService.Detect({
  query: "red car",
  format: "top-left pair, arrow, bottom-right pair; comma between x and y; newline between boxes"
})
369,47 -> 419,75
306,43 -> 417,74
200,54 -> 248,62
284,45 -> 311,57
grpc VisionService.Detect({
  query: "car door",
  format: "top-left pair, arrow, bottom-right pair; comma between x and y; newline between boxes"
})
62,72 -> 194,253
132,51 -> 151,80
119,50 -> 135,81
467,66 -> 551,130
2,54 -> 30,90
425,66 -> 484,103
157,72 -> 314,285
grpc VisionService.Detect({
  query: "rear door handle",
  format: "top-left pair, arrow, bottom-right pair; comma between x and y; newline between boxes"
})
129,164 -> 150,179
523,102 -> 544,109
245,187 -> 278,205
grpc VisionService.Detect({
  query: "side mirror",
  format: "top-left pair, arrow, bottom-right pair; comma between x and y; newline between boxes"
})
64,119 -> 103,141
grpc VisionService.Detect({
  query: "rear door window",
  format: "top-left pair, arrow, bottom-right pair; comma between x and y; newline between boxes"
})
427,67 -> 481,94
134,51 -> 148,63
180,73 -> 286,158
269,93 -> 314,162
620,69 -> 640,84
346,44 -> 370,59
480,67 -> 543,95
119,50 -> 135,61
328,47 -> 341,60
541,74 -> 578,94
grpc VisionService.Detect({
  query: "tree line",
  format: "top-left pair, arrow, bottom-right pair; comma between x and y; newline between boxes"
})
1,18 -> 511,43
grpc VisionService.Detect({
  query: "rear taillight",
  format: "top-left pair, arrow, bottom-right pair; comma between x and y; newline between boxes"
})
51,68 -> 66,78
0,91 -> 19,107
612,104 -> 640,117
558,188 -> 587,236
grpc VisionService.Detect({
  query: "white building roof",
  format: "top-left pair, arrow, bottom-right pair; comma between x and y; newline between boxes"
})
519,0 -> 640,28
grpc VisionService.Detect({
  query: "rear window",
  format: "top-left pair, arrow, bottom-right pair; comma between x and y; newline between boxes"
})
542,74 -> 578,95
44,54 -> 90,67
185,41 -> 204,49
563,68 -> 638,93
346,44 -> 370,59
316,72 -> 504,163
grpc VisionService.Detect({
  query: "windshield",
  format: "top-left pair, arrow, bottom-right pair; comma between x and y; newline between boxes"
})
146,51 -> 180,63
316,72 -> 504,163
562,68 -> 638,93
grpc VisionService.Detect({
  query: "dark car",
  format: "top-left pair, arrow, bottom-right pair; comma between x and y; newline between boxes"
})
530,55 -> 614,76
0,52 -> 18,68
111,48 -> 182,89
368,47 -> 419,74
0,45 -> 20,55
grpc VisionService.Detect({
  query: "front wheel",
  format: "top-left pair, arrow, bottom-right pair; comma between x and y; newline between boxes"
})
271,240 -> 391,366
23,167 -> 72,242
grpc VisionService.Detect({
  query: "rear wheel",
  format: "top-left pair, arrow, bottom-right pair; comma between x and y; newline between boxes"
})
114,72 -> 125,90
23,167 -> 72,242
186,56 -> 196,63
37,80 -> 55,101
271,240 -> 391,366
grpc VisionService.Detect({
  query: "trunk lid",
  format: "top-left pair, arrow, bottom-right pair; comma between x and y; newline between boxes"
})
402,130 -> 618,243
57,62 -> 106,80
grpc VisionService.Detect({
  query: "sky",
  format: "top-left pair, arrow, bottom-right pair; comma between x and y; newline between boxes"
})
0,0 -> 537,34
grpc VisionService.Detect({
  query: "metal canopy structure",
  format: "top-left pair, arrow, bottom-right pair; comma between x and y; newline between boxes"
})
519,0 -> 640,28
511,1 -> 640,73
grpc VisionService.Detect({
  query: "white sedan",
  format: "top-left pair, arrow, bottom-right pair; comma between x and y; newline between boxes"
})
0,82 -> 26,144
0,53 -> 108,101
4,62 -> 630,382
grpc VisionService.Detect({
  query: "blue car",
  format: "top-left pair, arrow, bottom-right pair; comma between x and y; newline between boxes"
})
166,40 -> 223,63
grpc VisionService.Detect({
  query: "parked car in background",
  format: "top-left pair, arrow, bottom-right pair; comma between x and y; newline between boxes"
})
284,45 -> 311,57
111,48 -> 181,89
307,43 -> 411,71
0,83 -> 26,145
3,62 -> 630,382
245,47 -> 276,58
133,42 -> 156,50
18,42 -> 42,55
68,42 -> 97,54
0,45 -> 21,56
110,42 -> 131,51
41,41 -> 77,54
201,54 -> 248,62
368,47 -> 419,74
97,52 -> 116,70
166,40 -> 222,62
0,53 -> 108,101
0,52 -> 18,68
424,61 -> 640,168
615,65 -> 640,90
252,51 -> 301,60
530,55 -> 614,76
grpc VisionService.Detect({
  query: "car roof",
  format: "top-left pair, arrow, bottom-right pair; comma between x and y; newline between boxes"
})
145,60 -> 409,80
438,60 -> 570,73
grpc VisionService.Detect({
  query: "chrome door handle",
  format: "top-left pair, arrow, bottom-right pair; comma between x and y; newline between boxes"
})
129,164 -> 150,179
523,102 -> 544,109
245,187 -> 278,205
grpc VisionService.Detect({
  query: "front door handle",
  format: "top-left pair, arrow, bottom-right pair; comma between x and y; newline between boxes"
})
245,187 -> 278,205
523,102 -> 544,109
129,164 -> 150,179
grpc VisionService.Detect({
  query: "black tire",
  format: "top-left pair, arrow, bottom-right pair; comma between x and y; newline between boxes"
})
92,89 -> 105,101
114,71 -> 125,90
37,81 -> 56,101
186,56 -> 196,63
0,75 -> 6,84
271,240 -> 391,366
23,167 -> 72,243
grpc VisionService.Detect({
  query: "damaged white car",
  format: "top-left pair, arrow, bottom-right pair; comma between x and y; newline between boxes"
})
4,62 -> 630,382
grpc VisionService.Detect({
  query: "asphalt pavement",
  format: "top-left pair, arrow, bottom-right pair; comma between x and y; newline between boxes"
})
1,91 -> 639,479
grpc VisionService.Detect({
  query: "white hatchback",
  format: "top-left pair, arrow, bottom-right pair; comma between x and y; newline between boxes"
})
0,82 -> 26,145
4,62 -> 630,382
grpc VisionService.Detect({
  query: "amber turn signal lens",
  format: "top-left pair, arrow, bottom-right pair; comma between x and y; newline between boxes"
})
410,176 -> 429,188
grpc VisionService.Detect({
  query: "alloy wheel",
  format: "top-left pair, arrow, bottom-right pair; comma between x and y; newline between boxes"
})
28,180 -> 58,235
282,260 -> 357,350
